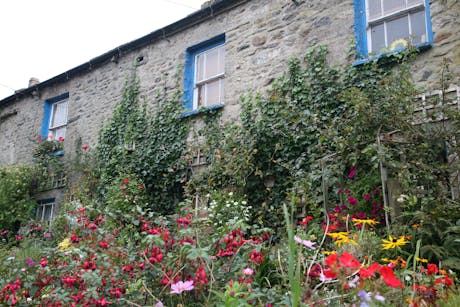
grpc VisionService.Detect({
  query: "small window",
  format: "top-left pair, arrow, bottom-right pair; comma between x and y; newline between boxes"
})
49,99 -> 68,140
183,34 -> 226,111
40,93 -> 69,141
354,0 -> 433,61
37,199 -> 56,224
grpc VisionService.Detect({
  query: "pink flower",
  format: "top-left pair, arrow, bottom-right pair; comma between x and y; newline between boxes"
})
58,136 -> 65,142
294,235 -> 316,250
242,267 -> 255,276
364,193 -> 371,201
82,145 -> 89,151
348,166 -> 356,179
347,197 -> 357,206
170,280 -> 194,294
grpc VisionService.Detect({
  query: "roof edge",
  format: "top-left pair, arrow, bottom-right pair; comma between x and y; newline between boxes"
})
0,0 -> 249,107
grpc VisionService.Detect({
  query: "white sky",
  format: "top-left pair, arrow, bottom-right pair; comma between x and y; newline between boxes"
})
0,0 -> 205,100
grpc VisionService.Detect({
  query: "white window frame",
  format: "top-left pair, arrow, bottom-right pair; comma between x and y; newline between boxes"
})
365,0 -> 427,54
48,98 -> 69,140
37,200 -> 56,225
192,44 -> 225,110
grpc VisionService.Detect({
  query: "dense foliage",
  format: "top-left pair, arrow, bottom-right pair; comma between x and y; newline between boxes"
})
96,75 -> 189,215
0,46 -> 459,306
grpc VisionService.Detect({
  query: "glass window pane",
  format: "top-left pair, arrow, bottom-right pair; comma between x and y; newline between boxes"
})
218,46 -> 225,75
408,0 -> 424,6
370,23 -> 385,52
204,79 -> 221,106
44,205 -> 53,221
383,0 -> 406,14
37,206 -> 44,220
386,15 -> 410,48
410,10 -> 426,44
368,0 -> 382,19
196,54 -> 205,82
51,127 -> 66,140
204,48 -> 219,79
51,100 -> 68,127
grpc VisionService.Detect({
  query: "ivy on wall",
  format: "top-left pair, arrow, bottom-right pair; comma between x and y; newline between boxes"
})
96,73 -> 189,215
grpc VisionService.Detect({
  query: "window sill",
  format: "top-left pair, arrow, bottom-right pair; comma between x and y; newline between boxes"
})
180,104 -> 224,118
353,42 -> 432,66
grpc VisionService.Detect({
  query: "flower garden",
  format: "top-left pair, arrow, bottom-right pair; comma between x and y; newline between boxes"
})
0,47 -> 459,306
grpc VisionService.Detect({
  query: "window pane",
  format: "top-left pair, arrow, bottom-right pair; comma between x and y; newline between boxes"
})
51,100 -> 68,127
204,48 -> 219,79
43,205 -> 53,221
218,46 -> 225,75
37,206 -> 44,220
408,0 -> 424,6
383,0 -> 406,14
370,23 -> 385,52
386,15 -> 410,48
368,0 -> 382,19
410,10 -> 426,44
51,127 -> 66,140
196,54 -> 205,82
204,79 -> 221,106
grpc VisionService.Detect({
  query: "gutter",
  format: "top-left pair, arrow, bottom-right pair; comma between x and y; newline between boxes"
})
0,0 -> 250,107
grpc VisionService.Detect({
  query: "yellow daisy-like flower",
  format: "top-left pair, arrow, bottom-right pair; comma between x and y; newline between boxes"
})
327,232 -> 358,247
382,235 -> 409,249
58,238 -> 72,252
322,250 -> 337,255
352,218 -> 378,226
415,257 -> 428,263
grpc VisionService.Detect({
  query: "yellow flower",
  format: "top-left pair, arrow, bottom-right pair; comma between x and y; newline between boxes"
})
327,232 -> 358,247
440,269 -> 447,276
381,235 -> 408,249
352,218 -> 378,226
58,238 -> 72,252
415,257 -> 428,263
322,250 -> 337,255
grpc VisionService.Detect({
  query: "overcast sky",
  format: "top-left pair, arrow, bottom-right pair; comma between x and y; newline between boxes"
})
0,0 -> 205,100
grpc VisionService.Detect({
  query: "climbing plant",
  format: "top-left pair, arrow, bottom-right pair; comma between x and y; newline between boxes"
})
96,72 -> 189,215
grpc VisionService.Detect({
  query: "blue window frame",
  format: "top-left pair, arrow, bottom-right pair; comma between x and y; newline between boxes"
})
40,93 -> 69,141
183,34 -> 225,112
354,0 -> 433,64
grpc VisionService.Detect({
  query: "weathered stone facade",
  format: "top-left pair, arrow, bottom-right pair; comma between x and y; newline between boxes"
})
0,0 -> 458,202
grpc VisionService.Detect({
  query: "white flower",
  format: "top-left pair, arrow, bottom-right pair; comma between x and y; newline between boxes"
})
397,194 -> 407,203
228,192 -> 234,196
241,200 -> 247,205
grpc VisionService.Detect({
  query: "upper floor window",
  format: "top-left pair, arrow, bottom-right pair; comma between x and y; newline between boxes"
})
354,0 -> 433,63
40,93 -> 69,141
183,34 -> 225,111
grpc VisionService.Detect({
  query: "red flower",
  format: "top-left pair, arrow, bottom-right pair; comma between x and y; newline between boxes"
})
70,233 -> 79,243
379,266 -> 403,288
15,235 -> 22,241
148,247 -> 163,264
99,239 -> 109,249
339,251 -> 360,269
363,193 -> 371,201
298,216 -> 313,226
249,251 -> 264,264
62,275 -> 78,287
348,166 -> 356,179
435,276 -> 453,287
58,136 -> 65,142
82,145 -> 89,151
325,253 -> 339,268
359,262 -> 380,279
194,265 -> 209,286
427,263 -> 438,275
39,257 -> 48,267
347,197 -> 357,206
323,269 -> 338,279
123,179 -> 130,184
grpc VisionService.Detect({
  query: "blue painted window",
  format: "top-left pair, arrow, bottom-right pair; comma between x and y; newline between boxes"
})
183,34 -> 225,111
354,0 -> 433,64
40,93 -> 69,141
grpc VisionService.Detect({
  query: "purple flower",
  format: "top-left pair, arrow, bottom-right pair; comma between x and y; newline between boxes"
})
155,301 -> 164,307
294,235 -> 316,250
44,232 -> 53,238
24,257 -> 35,267
170,280 -> 194,294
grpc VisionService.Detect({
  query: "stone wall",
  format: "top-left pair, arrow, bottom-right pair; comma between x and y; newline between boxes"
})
0,0 -> 458,197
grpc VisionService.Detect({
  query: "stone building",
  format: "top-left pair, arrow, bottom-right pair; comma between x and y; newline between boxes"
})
0,0 -> 458,222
